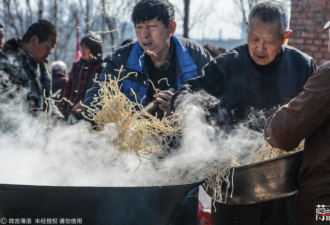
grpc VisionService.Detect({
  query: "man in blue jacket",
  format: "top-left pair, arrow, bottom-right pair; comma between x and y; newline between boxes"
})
83,0 -> 211,119
83,1 -> 211,224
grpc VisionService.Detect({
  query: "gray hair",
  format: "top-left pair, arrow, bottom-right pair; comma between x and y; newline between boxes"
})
248,1 -> 289,35
50,60 -> 67,74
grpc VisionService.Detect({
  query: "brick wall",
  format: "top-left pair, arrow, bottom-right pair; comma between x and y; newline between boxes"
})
289,0 -> 330,65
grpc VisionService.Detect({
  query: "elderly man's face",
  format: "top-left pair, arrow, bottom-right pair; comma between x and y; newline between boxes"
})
247,17 -> 283,66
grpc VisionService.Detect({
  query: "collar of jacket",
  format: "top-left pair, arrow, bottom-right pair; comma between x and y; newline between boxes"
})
19,46 -> 52,98
53,71 -> 67,78
125,36 -> 197,90
0,49 -> 7,58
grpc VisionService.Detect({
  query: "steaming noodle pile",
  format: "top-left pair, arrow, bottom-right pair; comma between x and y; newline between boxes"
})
83,69 -> 181,161
74,72 -> 243,191
204,139 -> 304,203
40,70 -> 302,197
1,7 -> 302,191
248,140 -> 304,164
203,157 -> 239,203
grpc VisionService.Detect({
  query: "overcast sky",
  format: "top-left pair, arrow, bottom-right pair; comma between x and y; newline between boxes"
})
171,0 -> 291,40
172,0 -> 242,40
0,0 -> 290,41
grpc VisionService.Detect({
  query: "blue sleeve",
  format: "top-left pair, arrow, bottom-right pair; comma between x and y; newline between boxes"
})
83,62 -> 112,121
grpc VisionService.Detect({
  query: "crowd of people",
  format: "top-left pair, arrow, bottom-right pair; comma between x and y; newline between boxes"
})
0,0 -> 329,225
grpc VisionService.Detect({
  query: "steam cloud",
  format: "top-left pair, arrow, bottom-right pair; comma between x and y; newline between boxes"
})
0,86 -> 264,188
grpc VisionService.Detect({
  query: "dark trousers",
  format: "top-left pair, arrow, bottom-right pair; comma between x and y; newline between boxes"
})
212,194 -> 297,225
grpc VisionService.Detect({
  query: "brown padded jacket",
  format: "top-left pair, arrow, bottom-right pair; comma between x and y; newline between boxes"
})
264,61 -> 330,224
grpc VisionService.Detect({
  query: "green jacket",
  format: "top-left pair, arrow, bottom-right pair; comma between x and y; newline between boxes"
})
0,39 -> 63,118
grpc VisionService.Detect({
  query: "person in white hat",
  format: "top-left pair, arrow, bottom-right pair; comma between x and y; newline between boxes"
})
264,20 -> 330,225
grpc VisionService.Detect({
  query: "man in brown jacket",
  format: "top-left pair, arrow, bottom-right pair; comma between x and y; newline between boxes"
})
264,21 -> 330,225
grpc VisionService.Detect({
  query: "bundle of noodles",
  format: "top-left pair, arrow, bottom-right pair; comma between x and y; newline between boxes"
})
83,73 -> 181,161
203,157 -> 239,204
205,140 -> 305,204
247,139 -> 305,164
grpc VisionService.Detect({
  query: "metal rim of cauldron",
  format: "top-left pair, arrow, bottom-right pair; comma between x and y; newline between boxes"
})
0,179 -> 206,189
203,149 -> 303,205
0,179 -> 206,225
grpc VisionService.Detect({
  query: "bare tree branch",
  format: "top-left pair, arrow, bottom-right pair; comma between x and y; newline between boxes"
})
25,0 -> 33,27
183,0 -> 190,38
5,0 -> 21,36
38,0 -> 43,20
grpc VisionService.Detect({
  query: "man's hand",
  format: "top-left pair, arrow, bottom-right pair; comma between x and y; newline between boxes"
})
71,102 -> 83,114
153,88 -> 174,116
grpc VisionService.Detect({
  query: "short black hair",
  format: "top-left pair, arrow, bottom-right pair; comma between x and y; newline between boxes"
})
22,20 -> 57,43
131,0 -> 175,27
248,1 -> 289,35
80,33 -> 103,57
0,24 -> 3,29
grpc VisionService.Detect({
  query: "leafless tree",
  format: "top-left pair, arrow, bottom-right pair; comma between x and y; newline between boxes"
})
4,0 -> 27,36
176,0 -> 217,39
183,0 -> 190,38
101,0 -> 107,42
1,0 -> 136,66
25,0 -> 33,27
51,0 -> 59,59
37,0 -> 43,20
236,0 -> 290,23
235,0 -> 292,39
107,0 -> 137,46
79,0 -> 91,34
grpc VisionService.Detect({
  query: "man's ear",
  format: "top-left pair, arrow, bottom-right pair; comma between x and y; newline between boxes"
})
283,30 -> 292,45
30,36 -> 40,45
169,21 -> 176,37
245,21 -> 249,34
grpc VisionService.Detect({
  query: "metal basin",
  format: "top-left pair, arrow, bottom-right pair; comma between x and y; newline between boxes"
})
205,150 -> 303,205
0,180 -> 204,225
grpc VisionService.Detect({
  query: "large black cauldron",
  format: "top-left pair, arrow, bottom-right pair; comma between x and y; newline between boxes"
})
0,180 -> 204,225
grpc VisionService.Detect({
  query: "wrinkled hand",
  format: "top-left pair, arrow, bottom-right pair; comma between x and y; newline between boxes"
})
153,88 -> 174,116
